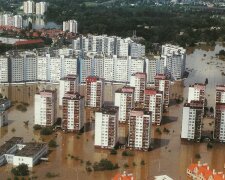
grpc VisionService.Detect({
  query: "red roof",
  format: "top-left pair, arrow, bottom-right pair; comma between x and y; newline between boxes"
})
113,172 -> 135,180
14,39 -> 44,46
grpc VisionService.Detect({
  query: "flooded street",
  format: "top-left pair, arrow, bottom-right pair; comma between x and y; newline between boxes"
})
0,45 -> 225,179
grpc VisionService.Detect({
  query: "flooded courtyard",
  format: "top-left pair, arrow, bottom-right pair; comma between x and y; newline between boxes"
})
0,45 -> 225,179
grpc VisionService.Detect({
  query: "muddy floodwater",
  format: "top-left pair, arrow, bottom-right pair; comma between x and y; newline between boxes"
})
0,45 -> 225,179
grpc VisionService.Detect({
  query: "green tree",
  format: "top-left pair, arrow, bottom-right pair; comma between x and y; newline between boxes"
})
11,164 -> 29,176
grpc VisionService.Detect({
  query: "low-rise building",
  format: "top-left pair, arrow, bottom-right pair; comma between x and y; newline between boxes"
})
187,161 -> 225,180
112,171 -> 135,180
95,106 -> 119,149
128,109 -> 151,151
0,137 -> 48,168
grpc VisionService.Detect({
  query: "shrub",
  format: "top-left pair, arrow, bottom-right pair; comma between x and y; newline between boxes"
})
11,164 -> 29,176
16,104 -> 27,112
33,125 -> 42,130
92,159 -> 119,171
40,127 -> 53,135
141,160 -> 145,165
48,140 -> 57,148
110,149 -> 117,155
123,163 -> 129,168
122,150 -> 134,157
45,172 -> 59,178
207,143 -> 213,149
156,128 -> 162,135
195,153 -> 201,159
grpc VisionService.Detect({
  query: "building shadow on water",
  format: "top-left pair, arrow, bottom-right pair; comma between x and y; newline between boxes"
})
84,122 -> 94,133
161,116 -> 178,125
150,138 -> 170,150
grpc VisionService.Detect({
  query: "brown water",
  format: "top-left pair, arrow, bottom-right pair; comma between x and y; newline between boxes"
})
0,45 -> 225,179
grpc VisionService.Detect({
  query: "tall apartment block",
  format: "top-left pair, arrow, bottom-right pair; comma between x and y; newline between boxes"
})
34,90 -> 57,126
59,75 -> 79,106
145,57 -> 157,84
23,1 -> 35,14
181,101 -> 204,142
144,88 -> 163,125
114,86 -> 135,123
130,72 -> 146,103
36,2 -> 48,15
85,76 -> 104,108
216,85 -> 225,103
154,74 -> 170,111
160,44 -> 186,80
0,56 -> 8,83
62,92 -> 84,132
214,85 -> 225,142
188,83 -> 205,103
128,109 -> 151,150
63,20 -> 78,33
94,106 -> 119,149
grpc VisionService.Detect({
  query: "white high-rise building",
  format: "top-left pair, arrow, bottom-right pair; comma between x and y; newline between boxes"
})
115,86 -> 134,123
62,92 -> 84,132
216,85 -> 225,103
146,56 -> 157,84
0,56 -> 8,83
130,42 -> 145,58
130,72 -> 146,103
160,44 -> 186,80
23,54 -> 37,82
0,111 -> 8,127
114,56 -> 129,82
9,55 -> 24,82
103,56 -> 114,82
92,53 -> 104,78
155,74 -> 170,111
188,83 -> 205,103
214,103 -> 225,142
23,1 -> 35,14
95,106 -> 119,149
63,20 -> 78,33
128,109 -> 151,150
36,2 -> 48,15
116,38 -> 129,57
144,88 -> 163,125
34,90 -> 57,126
37,55 -> 48,81
85,76 -> 104,108
13,15 -> 23,28
59,75 -> 79,106
181,101 -> 204,141
129,57 -> 145,80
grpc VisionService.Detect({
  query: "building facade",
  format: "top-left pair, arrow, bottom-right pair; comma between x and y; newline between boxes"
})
188,83 -> 205,103
36,2 -> 48,15
128,109 -> 151,150
181,101 -> 204,141
154,74 -> 170,111
114,86 -> 134,123
94,106 -> 119,149
23,1 -> 35,14
34,90 -> 57,126
144,88 -> 163,125
62,92 -> 84,132
59,74 -> 79,106
63,20 -> 78,33
130,72 -> 146,103
214,103 -> 225,142
85,76 -> 104,108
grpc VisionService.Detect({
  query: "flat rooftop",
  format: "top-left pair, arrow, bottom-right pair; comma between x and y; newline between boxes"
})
15,143 -> 47,157
99,106 -> 118,115
0,137 -> 23,156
